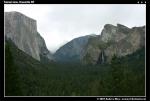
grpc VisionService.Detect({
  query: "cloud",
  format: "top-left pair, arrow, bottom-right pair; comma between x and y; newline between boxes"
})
4,4 -> 146,53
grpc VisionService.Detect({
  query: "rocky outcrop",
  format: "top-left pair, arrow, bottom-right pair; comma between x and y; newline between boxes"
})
82,24 -> 145,64
100,24 -> 130,43
5,11 -> 53,61
54,34 -> 97,63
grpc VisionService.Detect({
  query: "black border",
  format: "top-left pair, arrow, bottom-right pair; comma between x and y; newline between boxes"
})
146,2 -> 150,100
3,0 -> 144,4
0,0 -> 4,100
1,0 -> 149,101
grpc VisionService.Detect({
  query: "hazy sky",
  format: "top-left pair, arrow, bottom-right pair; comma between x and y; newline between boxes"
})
4,4 -> 146,53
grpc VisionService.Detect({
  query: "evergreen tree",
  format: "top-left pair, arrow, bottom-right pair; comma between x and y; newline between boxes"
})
5,42 -> 22,95
110,55 -> 123,95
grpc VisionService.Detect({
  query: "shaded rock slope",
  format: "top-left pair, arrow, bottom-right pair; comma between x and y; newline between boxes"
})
54,34 -> 98,63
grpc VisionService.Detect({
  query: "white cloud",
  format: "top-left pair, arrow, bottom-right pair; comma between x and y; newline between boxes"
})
4,4 -> 146,53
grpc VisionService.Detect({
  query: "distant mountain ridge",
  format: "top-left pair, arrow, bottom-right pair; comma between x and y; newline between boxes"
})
54,34 -> 98,63
5,11 -> 53,61
54,24 -> 145,64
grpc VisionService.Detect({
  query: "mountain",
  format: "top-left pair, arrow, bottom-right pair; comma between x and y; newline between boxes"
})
54,34 -> 98,63
5,11 -> 53,61
54,24 -> 145,64
83,24 -> 145,64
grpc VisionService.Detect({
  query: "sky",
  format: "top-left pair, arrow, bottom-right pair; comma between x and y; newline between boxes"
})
4,4 -> 146,53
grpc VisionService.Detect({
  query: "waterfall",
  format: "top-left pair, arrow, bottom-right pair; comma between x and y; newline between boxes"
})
101,51 -> 105,64
96,50 -> 105,64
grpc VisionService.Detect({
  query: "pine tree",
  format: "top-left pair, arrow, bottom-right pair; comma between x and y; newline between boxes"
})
5,42 -> 22,95
110,55 -> 123,95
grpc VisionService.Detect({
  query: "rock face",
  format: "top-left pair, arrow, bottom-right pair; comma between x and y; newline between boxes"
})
5,11 -> 53,61
83,24 -> 145,64
54,34 -> 97,63
53,24 -> 145,64
100,24 -> 130,43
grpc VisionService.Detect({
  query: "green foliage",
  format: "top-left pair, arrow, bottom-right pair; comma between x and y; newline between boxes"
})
110,55 -> 123,95
5,41 -> 22,96
109,51 -> 145,96
5,41 -> 145,96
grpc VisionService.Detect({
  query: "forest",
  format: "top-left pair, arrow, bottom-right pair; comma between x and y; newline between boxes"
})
5,40 -> 145,96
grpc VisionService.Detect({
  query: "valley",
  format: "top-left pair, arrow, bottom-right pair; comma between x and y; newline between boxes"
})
5,11 -> 145,96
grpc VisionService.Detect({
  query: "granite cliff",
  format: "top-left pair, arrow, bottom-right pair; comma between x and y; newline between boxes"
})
54,24 -> 145,65
82,24 -> 145,64
5,11 -> 53,61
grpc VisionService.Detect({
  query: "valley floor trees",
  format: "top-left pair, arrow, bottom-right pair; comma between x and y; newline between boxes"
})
5,41 -> 145,96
